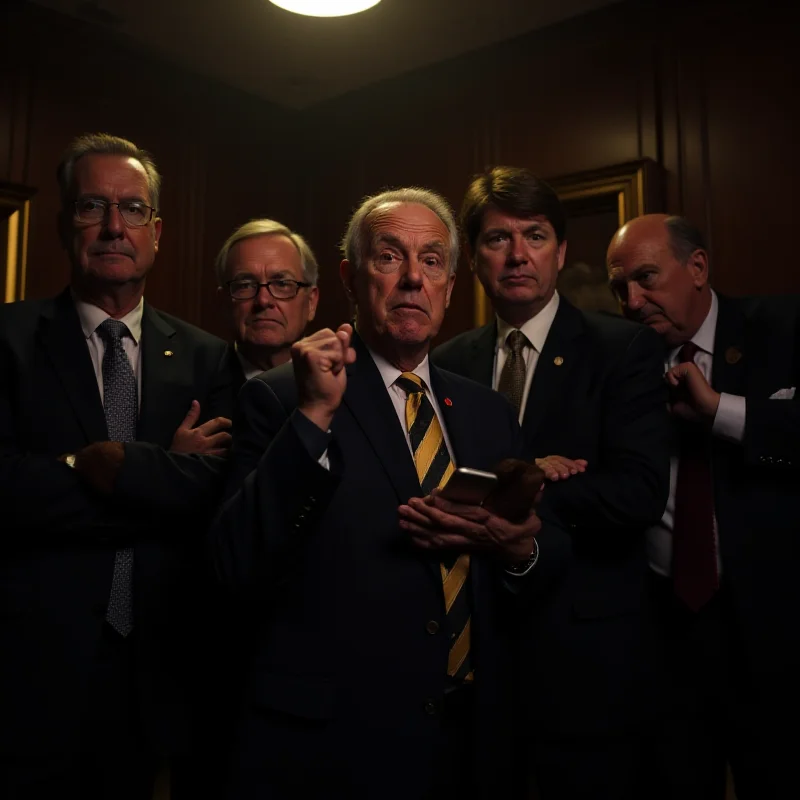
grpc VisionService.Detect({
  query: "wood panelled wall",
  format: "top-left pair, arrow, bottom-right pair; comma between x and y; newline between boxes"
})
2,0 -> 797,343
1,0 -> 302,339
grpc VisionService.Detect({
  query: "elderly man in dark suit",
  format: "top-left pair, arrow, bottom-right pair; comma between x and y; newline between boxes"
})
214,218 -> 320,389
0,133 -> 234,799
210,187 -> 550,799
433,167 -> 670,800
607,214 -> 800,800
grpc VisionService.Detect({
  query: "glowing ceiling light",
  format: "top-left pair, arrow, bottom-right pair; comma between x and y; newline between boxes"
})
269,0 -> 382,18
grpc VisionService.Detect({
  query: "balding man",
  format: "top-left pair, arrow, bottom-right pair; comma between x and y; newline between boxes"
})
607,214 -> 800,799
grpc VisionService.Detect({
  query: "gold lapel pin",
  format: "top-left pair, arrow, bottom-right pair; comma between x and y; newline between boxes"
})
164,350 -> 174,358
725,346 -> 742,365
553,356 -> 564,366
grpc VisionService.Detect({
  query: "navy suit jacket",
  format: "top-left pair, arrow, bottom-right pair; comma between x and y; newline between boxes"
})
434,297 -> 671,736
0,288 -> 235,757
706,294 -> 800,681
210,334 -> 548,798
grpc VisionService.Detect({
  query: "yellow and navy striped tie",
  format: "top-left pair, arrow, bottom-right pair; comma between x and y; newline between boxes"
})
396,372 -> 473,683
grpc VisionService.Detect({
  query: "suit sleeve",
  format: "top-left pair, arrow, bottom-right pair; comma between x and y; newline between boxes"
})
741,310 -> 800,469
112,342 -> 235,516
539,325 -> 670,534
0,337 -> 109,536
208,378 -> 339,592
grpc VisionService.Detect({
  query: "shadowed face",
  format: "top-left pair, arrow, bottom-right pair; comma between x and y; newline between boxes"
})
64,154 -> 161,289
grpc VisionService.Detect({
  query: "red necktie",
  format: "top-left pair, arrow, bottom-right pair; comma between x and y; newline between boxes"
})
671,342 -> 719,611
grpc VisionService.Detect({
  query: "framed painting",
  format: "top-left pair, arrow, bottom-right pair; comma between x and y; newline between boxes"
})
1,181 -> 36,303
473,158 -> 664,325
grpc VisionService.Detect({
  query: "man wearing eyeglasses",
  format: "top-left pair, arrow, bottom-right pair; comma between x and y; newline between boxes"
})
0,133 -> 235,799
215,219 -> 320,386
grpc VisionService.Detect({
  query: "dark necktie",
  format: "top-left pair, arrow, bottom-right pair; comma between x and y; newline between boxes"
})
671,341 -> 719,611
396,373 -> 473,683
97,318 -> 137,636
497,329 -> 528,416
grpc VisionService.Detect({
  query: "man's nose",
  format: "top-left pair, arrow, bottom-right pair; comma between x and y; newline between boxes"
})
254,285 -> 276,307
100,205 -> 125,237
507,235 -> 528,265
401,258 -> 424,286
626,283 -> 646,310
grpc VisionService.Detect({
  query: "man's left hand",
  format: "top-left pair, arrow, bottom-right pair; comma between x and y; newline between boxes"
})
665,361 -> 720,422
398,492 -> 541,566
70,441 -> 126,494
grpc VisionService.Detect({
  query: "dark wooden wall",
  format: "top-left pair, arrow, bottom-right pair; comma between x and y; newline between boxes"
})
1,0 -> 302,339
2,0 -> 797,343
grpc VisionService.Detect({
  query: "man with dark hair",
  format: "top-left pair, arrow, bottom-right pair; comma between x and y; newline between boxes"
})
607,213 -> 800,799
0,133 -> 234,798
210,187 -> 550,799
433,166 -> 670,799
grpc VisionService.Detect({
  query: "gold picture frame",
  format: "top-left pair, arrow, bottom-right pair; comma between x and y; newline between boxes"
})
473,158 -> 664,325
1,181 -> 36,303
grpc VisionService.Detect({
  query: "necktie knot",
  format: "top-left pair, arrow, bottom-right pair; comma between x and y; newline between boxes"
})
97,318 -> 130,345
396,372 -> 425,396
678,341 -> 700,364
506,329 -> 528,355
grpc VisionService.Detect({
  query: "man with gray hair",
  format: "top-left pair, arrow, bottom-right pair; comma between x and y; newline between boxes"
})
0,132 -> 235,798
215,219 -> 320,385
210,187 -> 551,798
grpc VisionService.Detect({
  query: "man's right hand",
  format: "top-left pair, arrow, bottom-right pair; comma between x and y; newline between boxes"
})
170,400 -> 232,456
534,455 -> 588,481
293,323 -> 357,432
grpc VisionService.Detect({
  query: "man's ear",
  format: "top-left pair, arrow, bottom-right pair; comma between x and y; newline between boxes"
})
306,286 -> 320,322
340,259 -> 356,301
687,249 -> 710,288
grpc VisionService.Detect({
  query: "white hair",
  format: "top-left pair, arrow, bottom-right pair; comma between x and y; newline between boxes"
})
340,187 -> 459,274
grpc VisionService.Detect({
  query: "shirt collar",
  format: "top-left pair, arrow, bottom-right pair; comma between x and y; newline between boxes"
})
670,289 -> 717,359
368,346 -> 432,392
496,290 -> 560,353
73,292 -> 144,345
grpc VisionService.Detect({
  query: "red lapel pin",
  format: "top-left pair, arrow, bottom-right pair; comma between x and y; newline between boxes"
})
444,397 -> 453,406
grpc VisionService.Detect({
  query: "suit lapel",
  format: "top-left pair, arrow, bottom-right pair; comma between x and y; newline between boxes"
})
38,289 -> 108,443
521,298 -> 585,442
137,305 -> 188,446
465,323 -> 497,388
340,335 -> 422,505
431,365 -> 480,468
712,294 -> 748,396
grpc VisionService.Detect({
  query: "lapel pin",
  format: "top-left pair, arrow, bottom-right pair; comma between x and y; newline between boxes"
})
444,397 -> 453,407
553,356 -> 564,366
725,346 -> 742,365
164,350 -> 174,358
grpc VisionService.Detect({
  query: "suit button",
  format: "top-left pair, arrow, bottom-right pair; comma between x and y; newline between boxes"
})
426,620 -> 440,635
423,699 -> 437,716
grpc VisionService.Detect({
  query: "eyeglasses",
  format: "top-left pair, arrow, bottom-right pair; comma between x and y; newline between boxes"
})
73,198 -> 157,227
226,278 -> 312,301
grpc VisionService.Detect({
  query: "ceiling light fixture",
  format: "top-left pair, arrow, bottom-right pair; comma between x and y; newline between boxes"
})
269,1 -> 382,17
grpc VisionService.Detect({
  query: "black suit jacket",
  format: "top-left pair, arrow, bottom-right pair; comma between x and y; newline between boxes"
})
434,297 -> 671,736
707,294 -> 800,680
209,335 -> 547,798
0,288 -> 235,757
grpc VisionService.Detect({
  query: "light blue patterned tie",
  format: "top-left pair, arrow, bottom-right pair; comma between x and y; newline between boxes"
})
97,318 -> 137,636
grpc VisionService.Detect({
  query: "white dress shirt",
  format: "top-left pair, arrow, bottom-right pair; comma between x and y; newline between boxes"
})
493,292 -> 560,424
648,290 -> 747,576
368,347 -> 456,462
73,294 -> 143,407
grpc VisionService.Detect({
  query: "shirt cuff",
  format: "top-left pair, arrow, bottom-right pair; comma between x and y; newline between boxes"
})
291,409 -> 333,463
712,393 -> 746,443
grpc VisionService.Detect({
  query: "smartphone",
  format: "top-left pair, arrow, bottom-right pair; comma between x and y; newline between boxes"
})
439,467 -> 498,505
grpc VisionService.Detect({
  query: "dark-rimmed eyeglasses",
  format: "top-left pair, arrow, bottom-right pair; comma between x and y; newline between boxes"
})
226,278 -> 312,301
73,198 -> 157,227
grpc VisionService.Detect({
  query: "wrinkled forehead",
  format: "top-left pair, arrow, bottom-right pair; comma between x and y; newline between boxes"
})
366,202 -> 450,248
